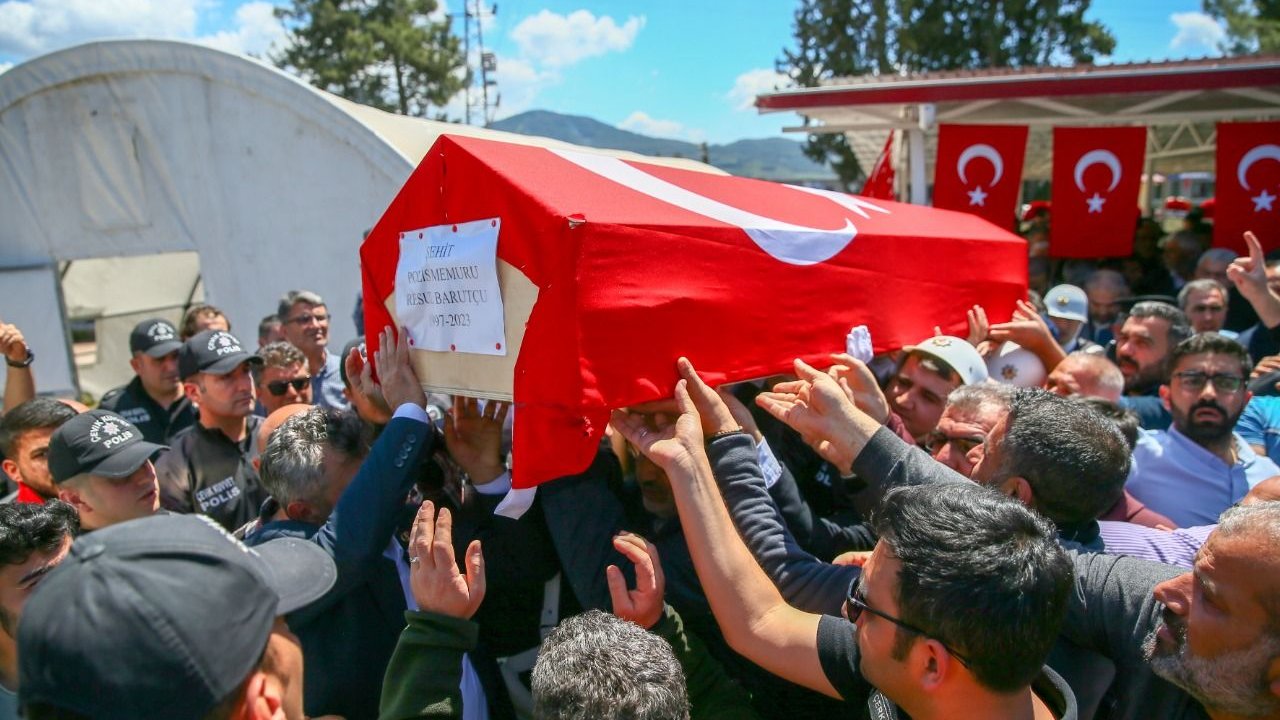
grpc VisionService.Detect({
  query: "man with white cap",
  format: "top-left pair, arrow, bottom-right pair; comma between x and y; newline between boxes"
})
1044,285 -> 1098,354
886,335 -> 988,444
99,318 -> 196,444
17,513 -> 337,720
48,410 -> 167,532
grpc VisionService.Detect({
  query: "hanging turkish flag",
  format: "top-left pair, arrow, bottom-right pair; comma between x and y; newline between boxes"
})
933,124 -> 1028,230
361,135 -> 1027,489
860,131 -> 896,200
1214,121 -> 1280,254
1050,126 -> 1146,258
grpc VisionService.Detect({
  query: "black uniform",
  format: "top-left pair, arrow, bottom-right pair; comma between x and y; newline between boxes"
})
155,416 -> 267,532
99,377 -> 196,445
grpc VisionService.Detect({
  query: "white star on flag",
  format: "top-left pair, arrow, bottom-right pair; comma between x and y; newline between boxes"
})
1254,189 -> 1276,213
967,186 -> 988,206
1086,193 -> 1106,214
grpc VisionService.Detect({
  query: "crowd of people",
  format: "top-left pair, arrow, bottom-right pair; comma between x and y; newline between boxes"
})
0,219 -> 1277,720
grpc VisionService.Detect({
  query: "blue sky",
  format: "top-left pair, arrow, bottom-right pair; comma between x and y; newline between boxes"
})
0,0 -> 1230,144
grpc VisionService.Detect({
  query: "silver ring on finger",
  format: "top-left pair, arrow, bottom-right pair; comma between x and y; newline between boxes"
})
409,556 -> 421,564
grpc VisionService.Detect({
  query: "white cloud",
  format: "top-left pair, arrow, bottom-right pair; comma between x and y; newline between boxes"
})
197,2 -> 286,57
490,55 -> 559,119
0,0 -> 200,56
727,68 -> 789,111
1170,11 -> 1225,53
0,61 -> 11,75
510,10 -> 643,68
618,111 -> 705,143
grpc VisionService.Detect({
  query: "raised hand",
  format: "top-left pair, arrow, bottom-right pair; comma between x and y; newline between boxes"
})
827,353 -> 889,424
1227,230 -> 1268,301
965,305 -> 990,347
756,359 -> 865,473
606,531 -> 666,629
408,501 -> 485,619
373,326 -> 427,410
0,323 -> 29,364
344,341 -> 393,424
610,362 -> 708,478
445,396 -> 510,485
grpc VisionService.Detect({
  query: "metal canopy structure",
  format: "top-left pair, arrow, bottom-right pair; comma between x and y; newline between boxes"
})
755,55 -> 1280,206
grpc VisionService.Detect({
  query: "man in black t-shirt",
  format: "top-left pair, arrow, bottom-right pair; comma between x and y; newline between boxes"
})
99,318 -> 196,444
156,330 -> 267,531
611,359 -> 1079,720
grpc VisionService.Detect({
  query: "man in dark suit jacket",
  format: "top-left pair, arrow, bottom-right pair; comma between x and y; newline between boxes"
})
244,327 -> 437,720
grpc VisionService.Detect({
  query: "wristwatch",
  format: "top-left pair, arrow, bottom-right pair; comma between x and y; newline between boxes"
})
6,348 -> 33,368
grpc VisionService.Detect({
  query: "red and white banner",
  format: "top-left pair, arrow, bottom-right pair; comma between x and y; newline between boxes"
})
1214,121 -> 1280,254
1050,126 -> 1146,258
361,135 -> 1027,489
933,124 -> 1028,230
860,131 -> 896,200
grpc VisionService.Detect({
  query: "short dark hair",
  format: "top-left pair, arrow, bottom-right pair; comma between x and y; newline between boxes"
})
872,483 -> 1072,693
180,304 -> 229,340
1168,332 -> 1252,378
1125,301 -> 1193,349
257,314 -> 281,340
531,609 -> 689,720
1075,397 -> 1140,450
251,342 -> 307,384
994,389 -> 1131,525
0,399 -> 77,460
0,500 -> 78,567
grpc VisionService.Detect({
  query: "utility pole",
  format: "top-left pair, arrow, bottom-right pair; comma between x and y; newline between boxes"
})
462,0 -> 499,126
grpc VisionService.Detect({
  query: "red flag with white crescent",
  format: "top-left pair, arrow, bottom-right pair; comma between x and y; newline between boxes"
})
360,135 -> 1026,489
933,124 -> 1028,231
1214,121 -> 1280,254
1050,126 -> 1146,258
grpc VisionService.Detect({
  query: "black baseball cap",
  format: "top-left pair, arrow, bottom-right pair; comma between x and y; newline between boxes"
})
18,513 -> 337,719
128,318 -> 182,357
179,329 -> 263,380
47,410 -> 166,484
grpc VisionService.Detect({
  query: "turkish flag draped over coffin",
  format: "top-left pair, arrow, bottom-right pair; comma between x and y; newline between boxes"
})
1214,121 -> 1280,254
1049,126 -> 1146,258
361,135 -> 1027,489
933,124 -> 1028,231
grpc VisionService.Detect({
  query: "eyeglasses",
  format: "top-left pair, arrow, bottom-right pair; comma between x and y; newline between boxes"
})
1172,371 -> 1245,393
844,576 -> 971,667
286,313 -> 329,326
923,431 -> 984,457
266,377 -> 311,396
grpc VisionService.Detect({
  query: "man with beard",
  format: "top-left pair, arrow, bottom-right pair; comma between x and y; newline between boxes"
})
1127,333 -> 1280,527
1062,500 -> 1280,720
0,500 -> 76,718
0,399 -> 77,504
1116,301 -> 1192,430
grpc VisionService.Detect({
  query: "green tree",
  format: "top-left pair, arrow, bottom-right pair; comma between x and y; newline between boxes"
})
1203,0 -> 1280,53
779,0 -> 1116,189
274,0 -> 468,117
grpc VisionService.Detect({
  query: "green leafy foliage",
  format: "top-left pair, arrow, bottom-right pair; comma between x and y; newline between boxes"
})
273,0 -> 468,117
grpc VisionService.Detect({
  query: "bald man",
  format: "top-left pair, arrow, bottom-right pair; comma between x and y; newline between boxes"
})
1045,352 -> 1125,403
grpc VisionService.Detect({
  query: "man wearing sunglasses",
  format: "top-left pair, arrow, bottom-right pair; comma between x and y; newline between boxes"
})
1127,333 -> 1280,527
254,341 -> 313,416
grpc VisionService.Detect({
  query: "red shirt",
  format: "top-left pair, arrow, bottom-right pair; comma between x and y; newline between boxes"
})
15,483 -> 47,504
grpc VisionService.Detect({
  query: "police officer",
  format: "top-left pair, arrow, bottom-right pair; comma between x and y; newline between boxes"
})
155,330 -> 267,532
99,318 -> 196,444
49,409 -> 167,532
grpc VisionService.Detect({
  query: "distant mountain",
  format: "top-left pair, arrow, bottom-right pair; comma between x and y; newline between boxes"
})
489,110 -> 837,183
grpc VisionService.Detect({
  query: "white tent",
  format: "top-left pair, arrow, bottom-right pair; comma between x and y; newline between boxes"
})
0,39 -> 718,401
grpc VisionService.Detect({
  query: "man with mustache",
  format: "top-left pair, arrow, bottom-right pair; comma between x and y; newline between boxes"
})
1126,333 -> 1280,526
99,318 -> 196,444
1115,301 -> 1192,430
